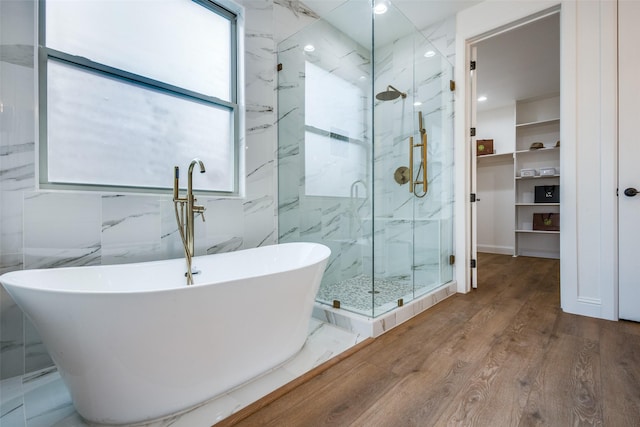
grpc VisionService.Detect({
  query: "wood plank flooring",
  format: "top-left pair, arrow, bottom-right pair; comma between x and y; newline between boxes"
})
221,253 -> 640,426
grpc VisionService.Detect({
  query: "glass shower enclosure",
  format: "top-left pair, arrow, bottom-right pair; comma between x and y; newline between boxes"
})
277,0 -> 454,318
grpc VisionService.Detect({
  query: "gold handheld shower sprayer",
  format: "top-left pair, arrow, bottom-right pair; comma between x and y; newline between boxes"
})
409,111 -> 428,198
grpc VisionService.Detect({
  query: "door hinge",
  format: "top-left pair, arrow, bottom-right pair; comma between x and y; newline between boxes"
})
277,63 -> 283,71
449,255 -> 455,265
449,80 -> 456,91
470,127 -> 476,137
471,259 -> 477,268
470,193 -> 477,203
470,60 -> 476,71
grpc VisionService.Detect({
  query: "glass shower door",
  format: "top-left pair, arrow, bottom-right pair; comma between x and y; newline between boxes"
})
277,0 -> 376,317
277,0 -> 455,319
371,2 -> 454,316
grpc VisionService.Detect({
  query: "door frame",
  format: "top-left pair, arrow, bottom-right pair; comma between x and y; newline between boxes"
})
454,2 -> 563,294
454,1 -> 620,322
617,0 -> 638,321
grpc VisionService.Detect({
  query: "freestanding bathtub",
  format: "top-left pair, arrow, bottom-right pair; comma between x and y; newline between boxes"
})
0,242 -> 330,425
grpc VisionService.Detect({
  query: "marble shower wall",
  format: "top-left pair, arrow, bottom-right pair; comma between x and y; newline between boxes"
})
0,0 -> 316,381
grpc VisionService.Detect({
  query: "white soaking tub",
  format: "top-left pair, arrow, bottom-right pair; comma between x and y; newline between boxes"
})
0,242 -> 330,425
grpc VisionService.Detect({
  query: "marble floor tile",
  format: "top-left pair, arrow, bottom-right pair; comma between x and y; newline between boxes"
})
0,320 -> 362,427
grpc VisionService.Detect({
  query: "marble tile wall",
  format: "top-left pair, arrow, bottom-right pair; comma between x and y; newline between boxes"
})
0,0 -> 313,381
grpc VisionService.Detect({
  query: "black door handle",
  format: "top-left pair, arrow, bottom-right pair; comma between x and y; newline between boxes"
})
624,187 -> 639,197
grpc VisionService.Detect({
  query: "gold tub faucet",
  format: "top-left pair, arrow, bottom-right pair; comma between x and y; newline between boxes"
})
173,158 -> 206,285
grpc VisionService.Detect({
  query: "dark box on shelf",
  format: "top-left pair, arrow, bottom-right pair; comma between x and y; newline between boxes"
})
533,213 -> 560,231
476,139 -> 494,156
534,185 -> 560,203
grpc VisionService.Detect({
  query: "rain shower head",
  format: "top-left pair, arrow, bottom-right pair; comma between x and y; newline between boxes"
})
376,85 -> 407,101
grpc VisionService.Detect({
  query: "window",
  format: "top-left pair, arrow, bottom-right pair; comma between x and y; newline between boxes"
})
39,0 -> 242,194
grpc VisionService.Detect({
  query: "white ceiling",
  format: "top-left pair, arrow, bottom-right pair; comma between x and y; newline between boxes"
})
301,1 -> 560,112
303,0 -> 481,31
476,12 -> 560,112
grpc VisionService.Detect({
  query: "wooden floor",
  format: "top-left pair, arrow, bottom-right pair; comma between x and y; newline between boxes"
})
223,254 -> 640,426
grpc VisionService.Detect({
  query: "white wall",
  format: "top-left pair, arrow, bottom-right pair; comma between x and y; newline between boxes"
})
454,0 -> 619,321
476,106 -> 516,255
477,159 -> 514,254
477,105 -> 516,154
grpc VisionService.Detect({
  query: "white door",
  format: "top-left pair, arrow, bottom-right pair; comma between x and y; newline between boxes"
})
618,0 -> 640,321
470,46 -> 478,288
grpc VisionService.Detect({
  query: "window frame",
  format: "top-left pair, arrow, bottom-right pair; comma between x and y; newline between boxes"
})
37,0 -> 243,196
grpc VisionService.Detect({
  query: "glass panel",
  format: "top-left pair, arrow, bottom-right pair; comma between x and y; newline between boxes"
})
47,60 -> 234,192
277,0 -> 374,317
304,61 -> 368,197
411,36 -> 455,299
372,1 -> 455,316
277,0 -> 455,319
372,2 -> 419,316
46,0 -> 231,100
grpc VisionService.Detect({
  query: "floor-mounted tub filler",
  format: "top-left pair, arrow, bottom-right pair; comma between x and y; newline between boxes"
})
0,242 -> 330,425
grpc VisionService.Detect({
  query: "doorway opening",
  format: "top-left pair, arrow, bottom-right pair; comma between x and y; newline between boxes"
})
468,8 -> 561,288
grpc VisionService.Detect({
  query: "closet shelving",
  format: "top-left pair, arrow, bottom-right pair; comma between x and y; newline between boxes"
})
476,95 -> 560,259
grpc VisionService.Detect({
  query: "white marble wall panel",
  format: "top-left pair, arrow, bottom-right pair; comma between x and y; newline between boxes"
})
420,16 -> 457,65
159,198 -> 185,260
0,36 -> 34,386
274,0 -> 319,44
0,285 -> 24,379
0,64 -> 35,193
240,0 -> 278,249
23,193 -> 102,269
206,198 -> 244,253
24,321 -> 53,375
0,192 -> 23,257
101,195 -> 162,265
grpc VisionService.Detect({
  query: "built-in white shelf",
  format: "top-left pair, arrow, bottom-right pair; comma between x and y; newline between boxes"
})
515,174 -> 561,180
515,146 -> 560,155
515,118 -> 560,128
515,229 -> 560,234
477,152 -> 513,163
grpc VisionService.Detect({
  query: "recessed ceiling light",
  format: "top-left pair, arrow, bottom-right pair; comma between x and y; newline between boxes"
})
424,50 -> 436,58
303,44 -> 315,52
414,101 -> 422,106
477,95 -> 488,102
373,2 -> 387,14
